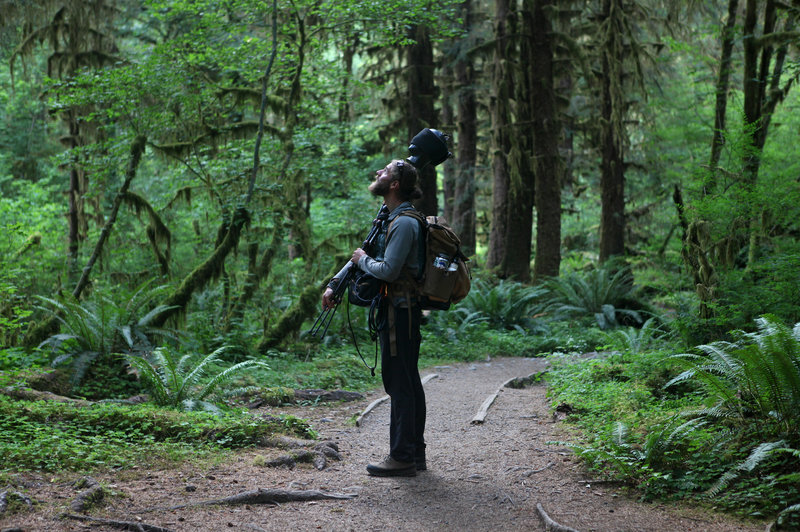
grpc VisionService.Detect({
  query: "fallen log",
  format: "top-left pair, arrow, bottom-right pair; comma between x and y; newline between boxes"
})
262,441 -> 341,470
504,371 -> 546,389
536,503 -> 581,532
471,377 -> 515,424
0,489 -> 33,514
0,387 -> 92,406
355,374 -> 438,427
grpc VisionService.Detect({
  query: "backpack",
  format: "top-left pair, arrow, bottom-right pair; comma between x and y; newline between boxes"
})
391,210 -> 471,310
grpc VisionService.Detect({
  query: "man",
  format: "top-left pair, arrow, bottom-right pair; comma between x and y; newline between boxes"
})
321,159 -> 426,477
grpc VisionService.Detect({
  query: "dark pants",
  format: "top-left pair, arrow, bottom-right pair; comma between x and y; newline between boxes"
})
379,305 -> 425,464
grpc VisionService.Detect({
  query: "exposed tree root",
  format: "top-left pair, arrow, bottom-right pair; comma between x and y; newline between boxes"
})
157,488 -> 357,511
263,441 -> 341,470
471,377 -> 514,424
355,395 -> 389,427
0,387 -> 92,406
355,374 -> 438,426
64,514 -> 174,532
0,489 -> 33,514
472,372 -> 551,424
293,389 -> 364,403
504,371 -> 546,389
70,476 -> 106,513
536,503 -> 581,532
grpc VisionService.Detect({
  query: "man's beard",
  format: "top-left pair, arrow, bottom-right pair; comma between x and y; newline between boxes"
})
369,179 -> 390,197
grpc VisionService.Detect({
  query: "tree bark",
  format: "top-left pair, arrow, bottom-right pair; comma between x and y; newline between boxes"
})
705,0 -> 739,196
529,0 -> 561,281
505,0 -> 535,283
598,0 -> 626,263
452,0 -> 478,257
73,136 -> 147,299
486,0 -> 514,274
407,24 -> 439,216
440,60 -> 456,222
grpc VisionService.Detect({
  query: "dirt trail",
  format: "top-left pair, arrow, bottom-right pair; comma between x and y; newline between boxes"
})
1,357 -> 763,531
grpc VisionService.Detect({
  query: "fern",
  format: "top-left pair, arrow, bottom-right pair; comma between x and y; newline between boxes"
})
543,262 -> 643,329
708,440 -> 787,496
127,346 -> 269,410
666,315 -> 800,443
458,279 -> 547,332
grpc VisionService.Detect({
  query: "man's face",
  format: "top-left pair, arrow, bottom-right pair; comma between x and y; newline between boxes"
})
368,163 -> 395,197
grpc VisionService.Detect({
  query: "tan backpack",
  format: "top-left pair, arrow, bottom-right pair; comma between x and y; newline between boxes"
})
393,210 -> 471,310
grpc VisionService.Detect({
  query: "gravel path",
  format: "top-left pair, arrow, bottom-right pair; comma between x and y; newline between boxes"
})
0,356 -> 763,531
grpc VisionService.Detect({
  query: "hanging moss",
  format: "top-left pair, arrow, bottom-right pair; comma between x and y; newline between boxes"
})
150,207 -> 249,328
257,282 -> 321,353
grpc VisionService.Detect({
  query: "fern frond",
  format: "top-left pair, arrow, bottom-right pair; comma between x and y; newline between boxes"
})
198,360 -> 269,400
708,440 -> 786,496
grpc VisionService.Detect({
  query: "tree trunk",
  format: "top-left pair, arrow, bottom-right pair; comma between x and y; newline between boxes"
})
440,60 -> 456,222
529,0 -> 561,281
504,0 -> 534,283
66,115 -> 84,281
452,0 -> 478,257
486,0 -> 515,274
705,0 -> 739,196
407,24 -> 439,216
598,0 -> 626,263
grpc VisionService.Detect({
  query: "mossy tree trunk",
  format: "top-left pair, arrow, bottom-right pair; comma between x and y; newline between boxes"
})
529,0 -> 562,282
486,0 -> 515,275
407,23 -> 439,217
452,0 -> 478,258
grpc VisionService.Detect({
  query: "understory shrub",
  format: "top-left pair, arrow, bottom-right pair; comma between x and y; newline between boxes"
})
543,260 -> 645,329
547,315 -> 800,523
127,346 -> 269,411
35,282 -> 178,397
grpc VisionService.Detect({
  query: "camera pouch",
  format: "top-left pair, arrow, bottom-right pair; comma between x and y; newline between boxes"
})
348,271 -> 384,307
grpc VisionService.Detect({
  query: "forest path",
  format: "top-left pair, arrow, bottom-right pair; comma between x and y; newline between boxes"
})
1,357 -> 763,531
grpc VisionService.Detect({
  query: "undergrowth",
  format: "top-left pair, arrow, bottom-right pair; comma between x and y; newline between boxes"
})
0,396 -> 313,473
545,316 -> 800,527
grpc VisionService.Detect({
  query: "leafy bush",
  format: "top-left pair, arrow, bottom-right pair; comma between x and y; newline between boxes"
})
543,261 -> 644,329
547,316 -> 800,521
714,244 -> 800,328
126,346 -> 269,411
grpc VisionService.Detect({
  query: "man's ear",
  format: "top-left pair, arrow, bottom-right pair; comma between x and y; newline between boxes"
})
390,179 -> 400,190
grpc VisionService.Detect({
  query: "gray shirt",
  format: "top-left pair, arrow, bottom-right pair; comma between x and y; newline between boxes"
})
330,202 -> 421,296
358,203 -> 421,282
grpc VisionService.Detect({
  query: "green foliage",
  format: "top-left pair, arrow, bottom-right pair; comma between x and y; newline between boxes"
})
600,318 -> 673,357
666,315 -> 800,441
714,243 -> 800,328
127,346 -> 269,411
0,395 -> 309,472
547,316 -> 800,519
36,283 -> 178,396
543,262 -> 644,329
453,278 -> 547,333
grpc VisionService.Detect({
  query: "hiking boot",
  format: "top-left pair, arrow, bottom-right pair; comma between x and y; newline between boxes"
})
366,456 -> 417,477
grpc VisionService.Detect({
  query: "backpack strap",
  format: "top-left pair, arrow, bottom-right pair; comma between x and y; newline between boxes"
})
385,209 -> 426,354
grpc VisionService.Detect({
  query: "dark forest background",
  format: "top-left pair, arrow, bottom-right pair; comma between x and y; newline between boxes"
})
1,0 -> 799,525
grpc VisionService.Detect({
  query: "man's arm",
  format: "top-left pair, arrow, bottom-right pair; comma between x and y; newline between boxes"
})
358,216 -> 416,282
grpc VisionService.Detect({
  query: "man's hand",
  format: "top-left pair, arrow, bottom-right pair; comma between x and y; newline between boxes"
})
321,286 -> 338,310
351,248 -> 366,264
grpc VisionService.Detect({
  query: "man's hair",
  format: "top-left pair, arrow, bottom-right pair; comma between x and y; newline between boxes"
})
391,159 -> 423,201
